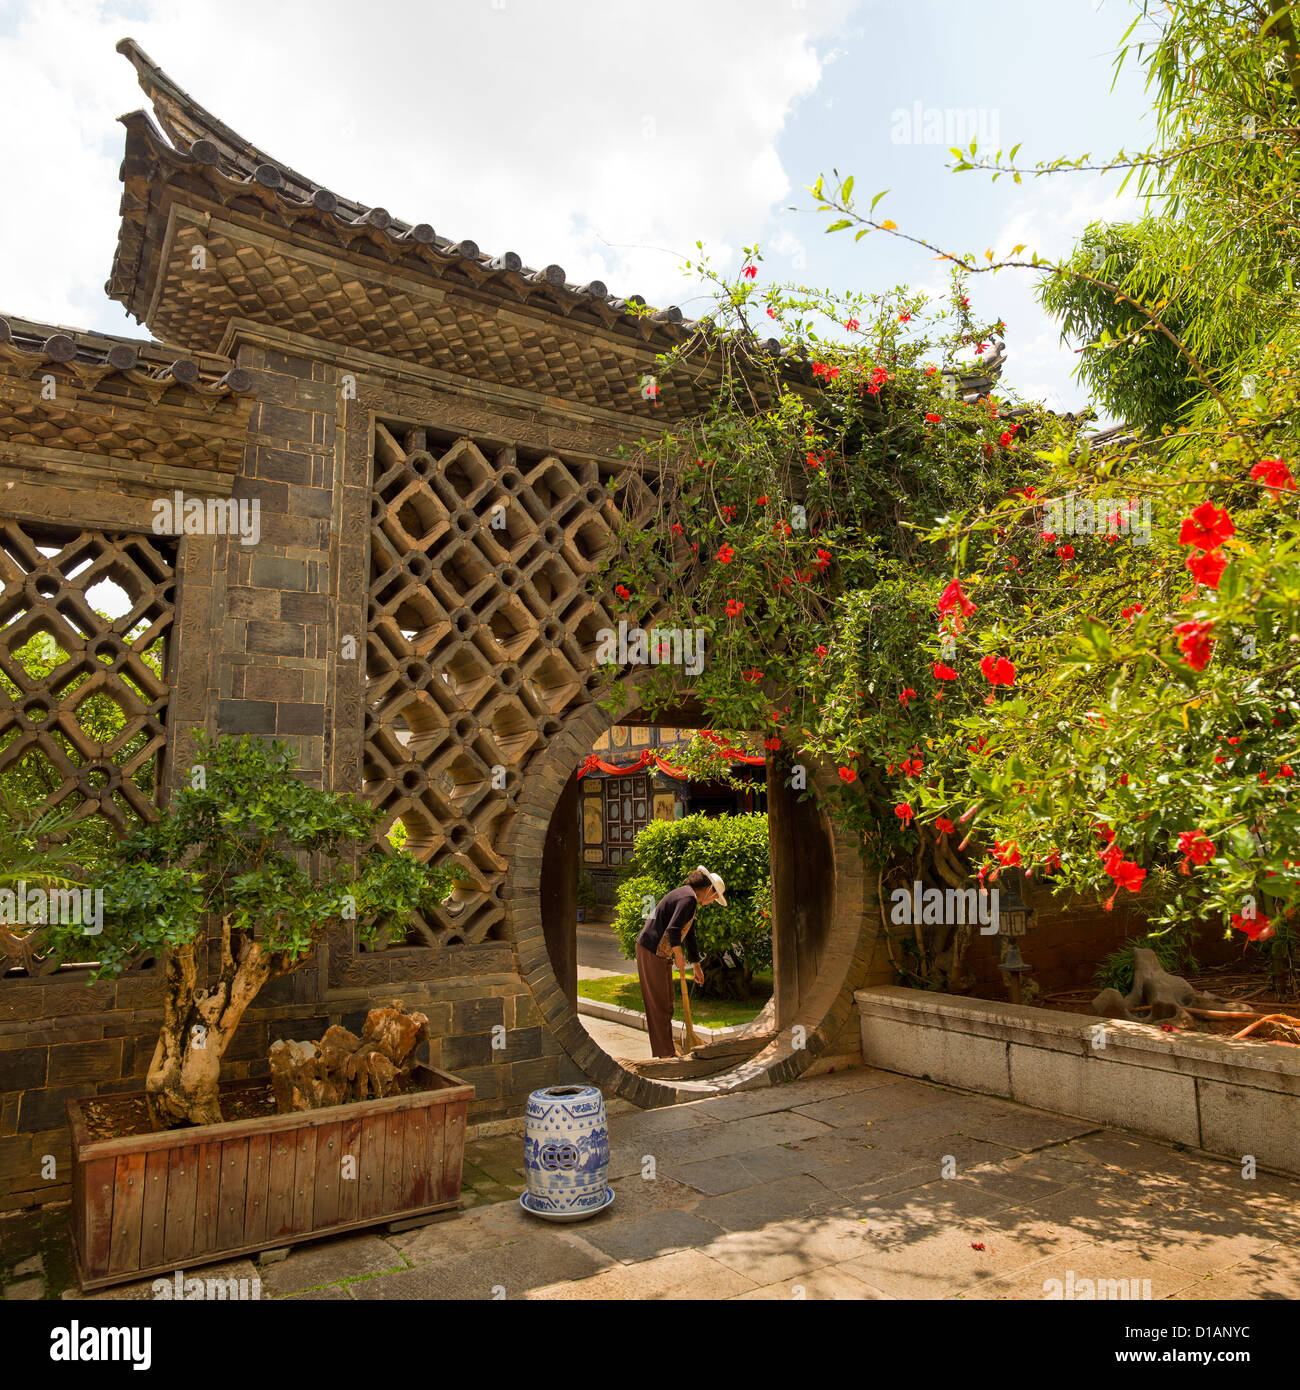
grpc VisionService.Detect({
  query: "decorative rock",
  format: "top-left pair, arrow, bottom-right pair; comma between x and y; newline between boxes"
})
12,1254 -> 43,1278
522,1084 -> 610,1219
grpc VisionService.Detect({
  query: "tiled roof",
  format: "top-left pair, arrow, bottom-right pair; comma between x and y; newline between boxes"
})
0,313 -> 254,396
108,37 -> 1006,405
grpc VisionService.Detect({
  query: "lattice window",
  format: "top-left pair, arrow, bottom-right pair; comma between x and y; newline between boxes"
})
602,774 -> 649,868
365,420 -> 621,948
0,521 -> 174,978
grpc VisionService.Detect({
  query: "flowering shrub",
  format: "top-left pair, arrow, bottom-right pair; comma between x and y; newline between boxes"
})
599,0 -> 1299,991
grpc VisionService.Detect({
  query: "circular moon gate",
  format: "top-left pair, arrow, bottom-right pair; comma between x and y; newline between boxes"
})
504,675 -> 871,1107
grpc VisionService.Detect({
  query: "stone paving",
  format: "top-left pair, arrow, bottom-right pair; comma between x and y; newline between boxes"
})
10,1065 -> 1300,1300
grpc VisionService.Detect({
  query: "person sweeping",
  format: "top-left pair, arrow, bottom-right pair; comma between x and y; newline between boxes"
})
635,867 -> 726,1059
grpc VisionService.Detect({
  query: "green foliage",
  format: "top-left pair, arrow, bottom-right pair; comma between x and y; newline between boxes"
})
611,813 -> 772,982
0,625 -> 164,868
39,733 -> 462,978
608,0 -> 1300,988
577,868 -> 598,909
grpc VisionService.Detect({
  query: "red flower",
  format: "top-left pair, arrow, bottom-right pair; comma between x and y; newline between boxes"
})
1185,549 -> 1227,588
812,362 -> 841,380
1040,531 -> 1057,545
725,599 -> 744,617
932,662 -> 958,681
1231,912 -> 1274,942
806,453 -> 823,470
935,816 -> 956,835
894,801 -> 914,822
845,317 -> 860,331
937,580 -> 977,618
925,365 -> 938,376
1282,765 -> 1295,778
959,295 -> 969,308
720,504 -> 737,521
1100,845 -> 1146,908
766,307 -> 777,318
925,412 -> 943,424
1177,830 -> 1216,871
742,264 -> 757,279
1121,603 -> 1144,623
814,645 -> 828,660
756,495 -> 769,506
1178,502 -> 1234,551
615,584 -> 630,600
1041,850 -> 1062,874
1173,620 -> 1215,672
979,655 -> 1016,687
716,544 -> 735,564
815,548 -> 832,571
898,312 -> 912,323
741,667 -> 763,682
899,686 -> 917,707
1250,457 -> 1296,495
670,522 -> 684,535
1056,544 -> 1075,561
837,766 -> 857,783
994,841 -> 1021,867
763,736 -> 781,751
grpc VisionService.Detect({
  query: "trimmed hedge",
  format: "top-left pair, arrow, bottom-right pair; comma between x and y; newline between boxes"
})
612,813 -> 772,988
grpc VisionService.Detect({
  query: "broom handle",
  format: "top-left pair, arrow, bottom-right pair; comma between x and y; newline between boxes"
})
678,962 -> 697,1045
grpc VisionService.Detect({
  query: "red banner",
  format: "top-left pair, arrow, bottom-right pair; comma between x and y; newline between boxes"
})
576,748 -> 765,780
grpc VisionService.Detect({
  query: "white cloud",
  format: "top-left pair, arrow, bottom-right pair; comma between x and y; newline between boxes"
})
0,0 -> 860,337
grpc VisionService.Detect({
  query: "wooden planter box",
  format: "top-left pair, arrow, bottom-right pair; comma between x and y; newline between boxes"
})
67,1065 -> 473,1291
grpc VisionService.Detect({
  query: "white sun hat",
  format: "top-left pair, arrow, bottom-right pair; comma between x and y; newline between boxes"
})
695,865 -> 727,906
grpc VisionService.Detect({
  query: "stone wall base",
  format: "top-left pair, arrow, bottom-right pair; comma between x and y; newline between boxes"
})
856,986 -> 1300,1178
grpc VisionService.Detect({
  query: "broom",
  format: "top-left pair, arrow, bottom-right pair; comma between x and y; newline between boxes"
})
676,959 -> 702,1053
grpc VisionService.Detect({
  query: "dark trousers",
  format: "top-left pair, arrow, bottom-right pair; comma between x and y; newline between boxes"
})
636,943 -> 676,1058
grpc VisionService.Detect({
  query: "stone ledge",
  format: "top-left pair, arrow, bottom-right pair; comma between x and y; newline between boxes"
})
856,985 -> 1300,1177
575,996 -> 751,1045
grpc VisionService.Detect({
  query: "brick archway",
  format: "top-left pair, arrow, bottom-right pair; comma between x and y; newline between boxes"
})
503,668 -> 874,1107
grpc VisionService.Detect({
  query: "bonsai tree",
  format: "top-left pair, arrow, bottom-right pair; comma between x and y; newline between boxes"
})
42,733 -> 461,1130
613,811 -> 771,998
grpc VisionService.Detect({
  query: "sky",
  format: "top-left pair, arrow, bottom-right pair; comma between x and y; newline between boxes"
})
0,0 -> 1160,420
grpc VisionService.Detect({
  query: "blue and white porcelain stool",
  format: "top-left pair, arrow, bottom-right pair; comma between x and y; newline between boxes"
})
520,1084 -> 614,1221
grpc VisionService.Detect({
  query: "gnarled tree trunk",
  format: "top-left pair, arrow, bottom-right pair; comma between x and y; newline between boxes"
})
145,923 -> 284,1129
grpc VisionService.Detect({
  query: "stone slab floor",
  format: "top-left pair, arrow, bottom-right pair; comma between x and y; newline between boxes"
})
11,1066 -> 1300,1301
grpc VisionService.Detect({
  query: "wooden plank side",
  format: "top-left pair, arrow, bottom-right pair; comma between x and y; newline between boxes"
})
379,1110 -> 406,1217
401,1104 -> 431,1212
106,1151 -> 147,1276
424,1101 -> 446,1207
192,1140 -> 223,1259
79,1156 -> 117,1281
137,1146 -> 171,1273
311,1121 -> 343,1231
216,1137 -> 249,1251
242,1133 -> 270,1249
441,1098 -> 468,1205
162,1144 -> 199,1267
289,1126 -> 318,1234
337,1116 -> 362,1227
264,1128 -> 297,1241
357,1112 -> 387,1220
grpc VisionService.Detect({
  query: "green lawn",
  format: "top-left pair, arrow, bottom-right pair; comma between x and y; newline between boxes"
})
577,972 -> 773,1029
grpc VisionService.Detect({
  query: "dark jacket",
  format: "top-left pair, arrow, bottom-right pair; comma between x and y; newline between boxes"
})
636,885 -> 701,964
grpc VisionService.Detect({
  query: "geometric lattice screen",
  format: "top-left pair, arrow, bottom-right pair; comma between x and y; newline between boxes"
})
365,420 -> 624,948
0,521 -> 173,974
